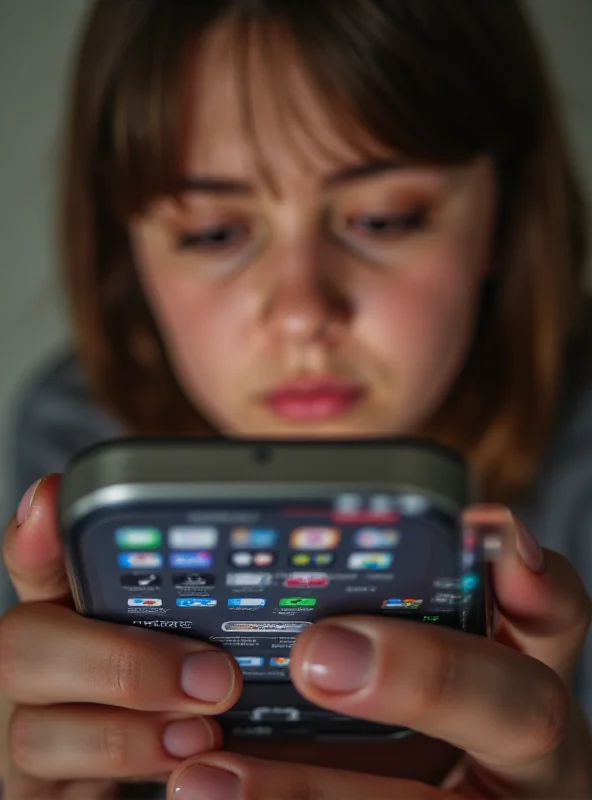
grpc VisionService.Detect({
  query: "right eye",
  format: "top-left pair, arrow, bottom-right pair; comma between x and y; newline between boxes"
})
176,222 -> 250,252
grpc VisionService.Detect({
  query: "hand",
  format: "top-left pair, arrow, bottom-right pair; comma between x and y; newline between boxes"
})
0,476 -> 240,800
168,506 -> 592,799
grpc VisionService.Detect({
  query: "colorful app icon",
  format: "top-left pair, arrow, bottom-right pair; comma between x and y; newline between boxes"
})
284,573 -> 329,588
236,656 -> 265,668
167,527 -> 218,549
169,551 -> 212,569
173,573 -> 215,589
229,551 -> 276,569
312,552 -> 335,567
227,572 -> 272,588
221,621 -> 312,633
279,597 -> 316,608
269,657 -> 291,668
354,529 -> 400,549
347,552 -> 393,570
289,528 -> 340,550
228,598 -> 267,608
461,572 -> 480,592
120,573 -> 161,588
382,598 -> 423,610
128,598 -> 162,607
115,528 -> 162,550
230,528 -> 278,548
176,598 -> 217,608
118,552 -> 163,569
290,553 -> 312,567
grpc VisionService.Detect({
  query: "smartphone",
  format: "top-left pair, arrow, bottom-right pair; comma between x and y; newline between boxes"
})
59,438 -> 492,743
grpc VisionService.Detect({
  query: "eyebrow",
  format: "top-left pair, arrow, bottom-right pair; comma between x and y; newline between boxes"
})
177,159 -> 407,196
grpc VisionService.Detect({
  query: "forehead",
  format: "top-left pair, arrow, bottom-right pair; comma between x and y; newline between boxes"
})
179,20 -> 390,189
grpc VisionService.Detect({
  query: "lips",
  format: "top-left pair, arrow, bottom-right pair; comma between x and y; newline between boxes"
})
263,377 -> 366,422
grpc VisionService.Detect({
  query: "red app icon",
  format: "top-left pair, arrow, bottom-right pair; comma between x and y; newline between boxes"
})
284,573 -> 329,588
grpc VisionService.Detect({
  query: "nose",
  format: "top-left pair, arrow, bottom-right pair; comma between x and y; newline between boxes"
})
262,243 -> 351,346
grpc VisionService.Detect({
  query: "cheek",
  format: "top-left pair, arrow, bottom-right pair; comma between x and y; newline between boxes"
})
359,244 -> 481,383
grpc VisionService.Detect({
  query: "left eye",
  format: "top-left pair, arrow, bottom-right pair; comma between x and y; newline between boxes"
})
176,223 -> 249,251
346,210 -> 427,236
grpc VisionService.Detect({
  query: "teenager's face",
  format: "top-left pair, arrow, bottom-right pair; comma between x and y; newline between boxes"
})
130,24 -> 496,438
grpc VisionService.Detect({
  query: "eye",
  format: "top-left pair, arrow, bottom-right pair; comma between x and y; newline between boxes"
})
176,222 -> 250,251
345,209 -> 428,238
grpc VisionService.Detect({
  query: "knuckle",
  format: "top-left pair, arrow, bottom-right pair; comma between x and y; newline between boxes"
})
524,676 -> 571,760
404,640 -> 459,721
101,720 -> 132,773
8,706 -> 40,773
104,638 -> 146,702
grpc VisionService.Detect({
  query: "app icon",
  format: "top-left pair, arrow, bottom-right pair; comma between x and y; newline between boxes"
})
289,528 -> 340,550
229,551 -> 276,569
335,494 -> 362,515
120,573 -> 161,588
168,527 -> 218,549
354,529 -> 400,549
227,572 -> 272,588
279,597 -> 316,608
176,598 -> 217,608
396,494 -> 429,516
230,528 -> 278,548
118,552 -> 163,569
289,552 -> 335,568
236,656 -> 265,668
169,551 -> 212,569
173,573 -> 215,589
284,573 -> 329,588
347,552 -> 393,570
128,598 -> 163,607
115,528 -> 162,550
382,598 -> 423,610
369,495 -> 392,515
269,657 -> 291,667
228,598 -> 267,608
221,621 -> 312,633
461,572 -> 480,592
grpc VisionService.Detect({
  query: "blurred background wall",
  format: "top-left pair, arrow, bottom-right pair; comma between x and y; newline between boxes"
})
0,0 -> 591,522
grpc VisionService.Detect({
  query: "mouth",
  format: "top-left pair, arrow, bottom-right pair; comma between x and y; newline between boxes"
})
262,376 -> 367,422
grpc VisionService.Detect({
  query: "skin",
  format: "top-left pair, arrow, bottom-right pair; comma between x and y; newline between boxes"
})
1,22 -> 591,800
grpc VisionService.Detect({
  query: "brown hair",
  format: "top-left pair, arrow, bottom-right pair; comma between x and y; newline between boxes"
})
60,0 -> 589,503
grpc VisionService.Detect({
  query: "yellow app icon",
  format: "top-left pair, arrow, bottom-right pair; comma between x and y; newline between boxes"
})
289,528 -> 341,550
291,553 -> 311,566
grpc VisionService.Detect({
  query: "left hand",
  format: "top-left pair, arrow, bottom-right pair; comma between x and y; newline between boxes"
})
166,506 -> 592,799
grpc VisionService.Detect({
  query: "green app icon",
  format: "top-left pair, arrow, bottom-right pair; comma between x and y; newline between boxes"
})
115,528 -> 162,550
279,597 -> 317,608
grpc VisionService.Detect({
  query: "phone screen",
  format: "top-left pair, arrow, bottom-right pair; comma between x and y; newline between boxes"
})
74,491 -> 485,683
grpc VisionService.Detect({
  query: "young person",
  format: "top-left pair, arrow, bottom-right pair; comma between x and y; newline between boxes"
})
1,1 -> 591,797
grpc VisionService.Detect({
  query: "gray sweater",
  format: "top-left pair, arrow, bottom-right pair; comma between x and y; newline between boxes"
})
2,351 -> 592,799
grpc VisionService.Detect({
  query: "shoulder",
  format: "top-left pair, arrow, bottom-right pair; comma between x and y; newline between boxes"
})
8,350 -> 124,501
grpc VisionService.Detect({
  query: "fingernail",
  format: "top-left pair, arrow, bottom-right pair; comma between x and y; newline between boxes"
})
515,518 -> 546,574
173,765 -> 240,800
16,479 -> 42,527
181,651 -> 235,704
302,625 -> 374,693
163,718 -> 214,759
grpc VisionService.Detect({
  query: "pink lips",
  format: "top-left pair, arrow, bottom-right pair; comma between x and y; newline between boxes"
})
263,378 -> 366,422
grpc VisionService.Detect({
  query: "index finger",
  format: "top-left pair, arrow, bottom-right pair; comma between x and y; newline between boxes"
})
2,475 -> 71,604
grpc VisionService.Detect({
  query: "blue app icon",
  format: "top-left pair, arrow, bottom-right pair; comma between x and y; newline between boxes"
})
461,572 -> 480,592
169,551 -> 213,569
230,528 -> 278,549
228,598 -> 267,609
118,552 -> 163,569
236,656 -> 265,668
176,598 -> 217,608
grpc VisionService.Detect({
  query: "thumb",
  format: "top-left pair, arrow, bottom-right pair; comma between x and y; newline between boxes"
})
2,474 -> 71,604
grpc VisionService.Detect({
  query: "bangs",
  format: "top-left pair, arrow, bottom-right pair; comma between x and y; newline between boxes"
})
100,0 -> 545,217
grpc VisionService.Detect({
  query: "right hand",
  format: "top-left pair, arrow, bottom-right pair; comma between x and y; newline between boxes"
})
0,475 -> 242,800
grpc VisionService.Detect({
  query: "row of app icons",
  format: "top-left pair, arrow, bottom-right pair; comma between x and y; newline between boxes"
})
128,596 -> 318,608
117,551 -> 394,571
236,656 -> 290,669
115,526 -> 401,552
